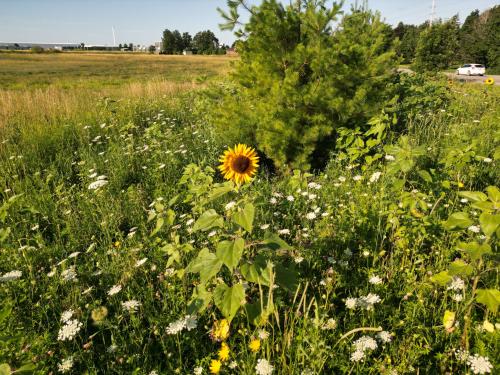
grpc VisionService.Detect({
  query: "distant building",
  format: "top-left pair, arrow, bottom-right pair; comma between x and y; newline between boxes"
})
154,41 -> 162,54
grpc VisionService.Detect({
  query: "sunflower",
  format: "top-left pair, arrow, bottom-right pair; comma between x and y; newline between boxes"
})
219,144 -> 259,184
484,77 -> 495,85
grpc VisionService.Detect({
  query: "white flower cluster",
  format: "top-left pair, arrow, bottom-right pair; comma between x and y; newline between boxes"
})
467,354 -> 493,374
88,175 -> 108,190
345,293 -> 382,311
166,315 -> 197,335
61,267 -> 77,282
369,171 -> 382,183
308,182 -> 322,190
447,277 -> 465,291
107,284 -> 122,296
57,356 -> 74,373
350,331 -> 392,363
369,275 -> 383,285
61,309 -> 74,323
58,319 -> 82,341
122,300 -> 142,312
255,358 -> 274,375
0,270 -> 22,282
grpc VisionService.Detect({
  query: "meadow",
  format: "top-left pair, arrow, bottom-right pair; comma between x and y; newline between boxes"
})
0,49 -> 499,375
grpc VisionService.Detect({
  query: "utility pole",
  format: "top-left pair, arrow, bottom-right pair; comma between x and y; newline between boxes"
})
430,0 -> 436,27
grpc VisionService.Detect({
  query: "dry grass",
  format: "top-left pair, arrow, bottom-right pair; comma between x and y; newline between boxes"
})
0,52 -> 233,131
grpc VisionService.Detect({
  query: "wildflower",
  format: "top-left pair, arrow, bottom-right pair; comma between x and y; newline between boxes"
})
218,342 -> 230,361
228,361 -> 238,369
460,198 -> 469,203
211,319 -> 230,341
269,197 -> 278,204
260,224 -> 270,230
305,212 -> 317,220
353,175 -> 363,181
107,284 -> 122,296
322,318 -> 337,330
483,158 -> 492,163
135,258 -> 148,267
258,329 -> 270,340
362,250 -> 370,257
185,315 -> 198,331
68,251 -> 80,259
249,338 -> 261,352
350,350 -> 365,362
455,348 -> 470,362
468,225 -> 481,233
385,154 -> 395,161
484,77 -> 495,86
467,354 -> 493,374
294,256 -> 304,263
369,275 -> 383,285
345,298 -> 357,309
208,230 -> 217,237
91,306 -> 108,323
186,218 -> 195,226
225,201 -> 237,210
209,359 -> 222,374
107,344 -> 117,353
353,336 -> 378,352
308,193 -> 317,200
255,358 -> 274,375
61,267 -> 77,282
452,294 -> 464,302
338,176 -> 346,182
166,317 -> 187,335
357,293 -> 381,310
308,182 -> 322,190
58,319 -> 83,341
122,300 -> 142,312
369,171 -> 382,183
218,144 -> 259,184
193,366 -> 203,375
277,229 -> 290,235
0,270 -> 22,282
61,310 -> 74,323
376,331 -> 392,343
88,179 -> 108,190
447,277 -> 465,291
58,356 -> 74,373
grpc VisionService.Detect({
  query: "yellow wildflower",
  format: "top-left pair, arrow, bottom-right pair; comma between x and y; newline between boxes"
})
218,342 -> 230,362
209,359 -> 222,374
249,338 -> 261,352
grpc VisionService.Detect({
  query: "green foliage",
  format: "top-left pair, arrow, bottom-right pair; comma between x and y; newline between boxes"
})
414,18 -> 460,72
192,30 -> 220,54
210,1 -> 398,170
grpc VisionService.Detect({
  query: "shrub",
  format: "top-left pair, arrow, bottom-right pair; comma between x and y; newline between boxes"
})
210,0 -> 399,170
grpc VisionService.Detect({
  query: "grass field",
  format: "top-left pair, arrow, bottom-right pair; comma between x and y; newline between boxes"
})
0,53 -> 499,374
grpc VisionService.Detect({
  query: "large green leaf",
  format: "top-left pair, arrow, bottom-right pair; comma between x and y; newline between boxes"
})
457,241 -> 492,261
192,209 -> 224,232
232,203 -> 255,233
187,285 -> 212,314
486,186 -> 500,205
476,289 -> 500,313
15,363 -> 36,373
263,232 -> 291,250
448,259 -> 473,276
430,270 -> 452,286
216,238 -> 245,271
240,256 -> 272,286
479,212 -> 500,237
442,212 -> 473,231
458,191 -> 488,202
213,282 -> 246,321
186,248 -> 222,284
0,364 -> 10,375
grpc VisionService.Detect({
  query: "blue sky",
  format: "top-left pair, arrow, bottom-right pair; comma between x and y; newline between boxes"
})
0,0 -> 498,45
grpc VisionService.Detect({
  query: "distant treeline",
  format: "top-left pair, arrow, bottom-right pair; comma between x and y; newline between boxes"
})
160,29 -> 230,55
391,6 -> 499,72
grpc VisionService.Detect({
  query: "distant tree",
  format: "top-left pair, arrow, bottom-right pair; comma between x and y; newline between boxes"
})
80,42 -> 85,50
172,30 -> 183,53
395,24 -> 420,63
162,29 -> 177,54
182,32 -> 192,51
413,16 -> 460,72
119,43 -> 123,49
148,45 -> 156,54
128,43 -> 133,51
193,30 -> 219,54
459,10 -> 487,64
485,6 -> 500,70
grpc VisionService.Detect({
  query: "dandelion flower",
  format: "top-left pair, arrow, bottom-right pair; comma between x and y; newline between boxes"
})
209,359 -> 222,374
211,319 -> 230,341
218,144 -> 259,184
218,342 -> 230,362
91,306 -> 108,323
255,358 -> 274,375
249,338 -> 261,352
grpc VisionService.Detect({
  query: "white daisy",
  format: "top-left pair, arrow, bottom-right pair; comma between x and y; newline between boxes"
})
255,358 -> 274,375
122,300 -> 142,312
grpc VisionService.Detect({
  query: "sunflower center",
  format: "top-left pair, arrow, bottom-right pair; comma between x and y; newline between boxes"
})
231,155 -> 251,173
